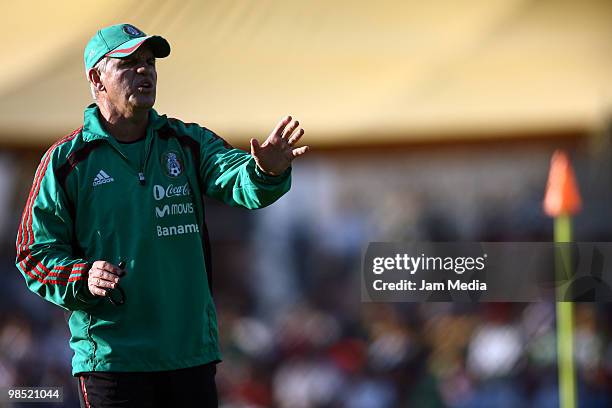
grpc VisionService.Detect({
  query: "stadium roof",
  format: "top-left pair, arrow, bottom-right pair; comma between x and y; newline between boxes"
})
2,0 -> 612,147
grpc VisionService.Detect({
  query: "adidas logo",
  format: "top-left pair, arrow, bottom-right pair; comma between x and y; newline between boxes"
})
92,170 -> 115,187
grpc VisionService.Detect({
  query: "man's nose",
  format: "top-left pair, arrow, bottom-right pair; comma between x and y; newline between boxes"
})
136,63 -> 151,74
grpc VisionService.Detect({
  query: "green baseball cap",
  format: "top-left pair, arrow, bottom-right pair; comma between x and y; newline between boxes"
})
84,23 -> 170,71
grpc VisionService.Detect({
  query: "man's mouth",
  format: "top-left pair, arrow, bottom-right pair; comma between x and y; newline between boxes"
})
137,81 -> 153,91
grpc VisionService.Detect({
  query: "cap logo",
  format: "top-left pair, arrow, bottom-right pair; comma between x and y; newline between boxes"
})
123,24 -> 144,37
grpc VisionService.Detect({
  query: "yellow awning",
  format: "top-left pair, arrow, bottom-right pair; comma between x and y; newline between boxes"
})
1,0 -> 612,147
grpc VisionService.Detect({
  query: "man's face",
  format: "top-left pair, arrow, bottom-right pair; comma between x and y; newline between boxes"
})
99,46 -> 157,114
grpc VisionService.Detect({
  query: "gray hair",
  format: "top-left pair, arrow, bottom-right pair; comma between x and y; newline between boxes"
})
88,57 -> 110,100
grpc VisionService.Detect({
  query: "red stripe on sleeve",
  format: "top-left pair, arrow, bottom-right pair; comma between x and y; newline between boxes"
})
23,268 -> 85,286
17,148 -> 53,250
20,252 -> 88,283
16,128 -> 82,251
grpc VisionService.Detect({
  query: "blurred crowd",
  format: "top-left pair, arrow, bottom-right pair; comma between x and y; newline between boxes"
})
1,142 -> 612,407
215,301 -> 612,408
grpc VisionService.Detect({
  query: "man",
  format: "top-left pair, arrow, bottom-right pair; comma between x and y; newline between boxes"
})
15,23 -> 308,407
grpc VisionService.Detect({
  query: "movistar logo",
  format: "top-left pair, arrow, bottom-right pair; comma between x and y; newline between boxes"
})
156,206 -> 171,218
155,203 -> 194,218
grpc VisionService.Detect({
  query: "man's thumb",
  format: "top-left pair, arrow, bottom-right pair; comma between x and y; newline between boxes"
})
250,138 -> 261,155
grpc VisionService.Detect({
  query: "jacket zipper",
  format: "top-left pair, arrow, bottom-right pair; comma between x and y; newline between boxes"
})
86,313 -> 97,370
104,132 -> 154,186
139,133 -> 154,185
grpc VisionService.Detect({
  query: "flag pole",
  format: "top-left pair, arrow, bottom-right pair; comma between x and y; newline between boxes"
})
555,215 -> 576,408
543,150 -> 581,408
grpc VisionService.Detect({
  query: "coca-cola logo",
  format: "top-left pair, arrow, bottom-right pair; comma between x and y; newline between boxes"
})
153,183 -> 191,201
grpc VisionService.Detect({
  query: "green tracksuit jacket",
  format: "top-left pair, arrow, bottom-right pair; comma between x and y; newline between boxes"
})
15,104 -> 291,375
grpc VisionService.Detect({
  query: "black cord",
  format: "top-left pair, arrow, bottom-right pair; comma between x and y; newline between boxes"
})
108,260 -> 127,306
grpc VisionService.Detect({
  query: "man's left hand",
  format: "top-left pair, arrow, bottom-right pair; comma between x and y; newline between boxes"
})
250,115 -> 309,176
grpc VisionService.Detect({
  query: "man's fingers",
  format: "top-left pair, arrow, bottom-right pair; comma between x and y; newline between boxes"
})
90,277 -> 117,289
91,260 -> 125,277
270,115 -> 292,138
90,287 -> 107,297
291,145 -> 309,158
288,128 -> 305,146
282,120 -> 300,140
90,268 -> 123,281
92,274 -> 118,286
90,270 -> 121,283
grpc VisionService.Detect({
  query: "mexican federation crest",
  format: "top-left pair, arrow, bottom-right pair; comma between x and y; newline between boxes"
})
161,151 -> 183,178
123,24 -> 144,37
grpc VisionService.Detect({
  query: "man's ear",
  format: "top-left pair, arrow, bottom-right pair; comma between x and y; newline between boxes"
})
87,68 -> 105,92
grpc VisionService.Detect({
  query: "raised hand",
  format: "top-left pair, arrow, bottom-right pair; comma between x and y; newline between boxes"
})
250,115 -> 309,176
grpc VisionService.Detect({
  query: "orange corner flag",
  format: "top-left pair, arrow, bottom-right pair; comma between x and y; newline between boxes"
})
543,150 -> 582,217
